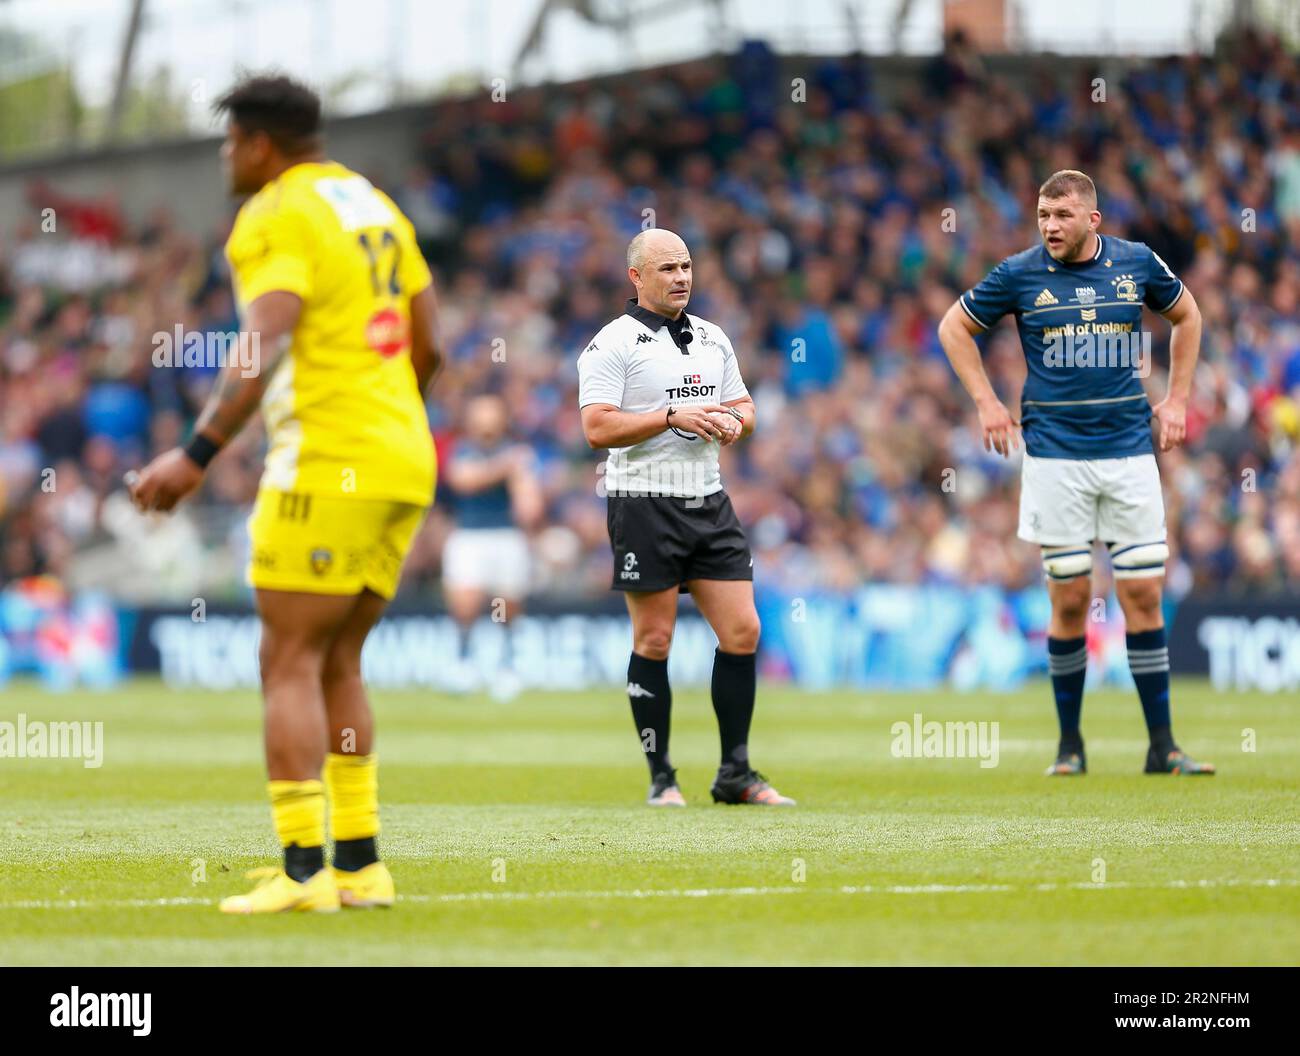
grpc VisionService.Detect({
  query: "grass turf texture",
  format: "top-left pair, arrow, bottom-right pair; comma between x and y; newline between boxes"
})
1,678 -> 1297,966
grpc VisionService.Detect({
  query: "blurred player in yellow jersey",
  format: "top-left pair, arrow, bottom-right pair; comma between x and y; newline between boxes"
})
129,75 -> 442,913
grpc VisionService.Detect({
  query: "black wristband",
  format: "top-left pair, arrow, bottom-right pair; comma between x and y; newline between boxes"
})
665,407 -> 676,426
182,432 -> 221,469
725,406 -> 745,423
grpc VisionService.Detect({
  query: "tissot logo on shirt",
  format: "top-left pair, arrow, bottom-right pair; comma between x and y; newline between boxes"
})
666,377 -> 717,399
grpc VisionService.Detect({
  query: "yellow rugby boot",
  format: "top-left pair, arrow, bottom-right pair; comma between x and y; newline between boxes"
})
219,866 -> 340,914
333,862 -> 395,908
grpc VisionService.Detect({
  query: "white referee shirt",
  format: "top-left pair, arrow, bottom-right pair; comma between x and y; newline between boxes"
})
578,299 -> 750,499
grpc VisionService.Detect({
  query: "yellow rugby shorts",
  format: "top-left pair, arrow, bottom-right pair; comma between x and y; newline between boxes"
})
247,489 -> 427,599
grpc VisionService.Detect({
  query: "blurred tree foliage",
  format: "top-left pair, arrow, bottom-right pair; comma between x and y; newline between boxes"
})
1,27 -> 191,162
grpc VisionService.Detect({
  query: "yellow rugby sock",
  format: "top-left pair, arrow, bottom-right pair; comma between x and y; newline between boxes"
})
324,752 -> 380,842
268,779 -> 326,850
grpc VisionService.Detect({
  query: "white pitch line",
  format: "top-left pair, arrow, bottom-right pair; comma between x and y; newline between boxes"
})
0,877 -> 1296,911
0,896 -> 215,910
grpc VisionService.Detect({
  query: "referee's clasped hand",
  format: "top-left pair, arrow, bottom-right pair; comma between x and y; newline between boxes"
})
668,404 -> 732,442
706,409 -> 744,445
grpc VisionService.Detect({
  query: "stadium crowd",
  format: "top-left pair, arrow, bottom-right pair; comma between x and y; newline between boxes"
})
1,29 -> 1298,604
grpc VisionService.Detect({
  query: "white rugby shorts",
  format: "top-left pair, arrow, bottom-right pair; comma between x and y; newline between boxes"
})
1018,453 -> 1166,547
443,527 -> 531,597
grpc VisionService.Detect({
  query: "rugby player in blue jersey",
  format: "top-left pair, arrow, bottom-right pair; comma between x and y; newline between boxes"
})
938,169 -> 1214,777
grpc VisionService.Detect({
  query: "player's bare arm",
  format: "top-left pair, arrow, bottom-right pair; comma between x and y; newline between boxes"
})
408,282 -> 444,394
937,300 -> 1020,457
128,289 -> 300,513
195,290 -> 300,443
581,402 -> 730,447
506,458 -> 546,531
1152,286 -> 1201,452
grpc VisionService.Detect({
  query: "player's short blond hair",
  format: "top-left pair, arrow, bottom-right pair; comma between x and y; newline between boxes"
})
1038,170 -> 1097,209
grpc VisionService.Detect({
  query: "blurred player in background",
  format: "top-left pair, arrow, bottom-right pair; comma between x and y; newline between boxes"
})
938,169 -> 1214,777
442,393 -> 543,697
128,74 -> 444,912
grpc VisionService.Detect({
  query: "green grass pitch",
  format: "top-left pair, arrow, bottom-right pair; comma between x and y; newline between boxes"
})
1,678 -> 1297,966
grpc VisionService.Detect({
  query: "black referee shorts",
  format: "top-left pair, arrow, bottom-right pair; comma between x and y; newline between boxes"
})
607,490 -> 753,592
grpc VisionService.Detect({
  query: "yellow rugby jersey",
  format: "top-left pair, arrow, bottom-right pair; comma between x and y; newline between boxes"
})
225,160 -> 436,505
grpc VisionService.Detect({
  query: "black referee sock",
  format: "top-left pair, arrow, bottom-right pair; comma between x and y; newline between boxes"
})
627,652 -> 673,778
711,648 -> 756,772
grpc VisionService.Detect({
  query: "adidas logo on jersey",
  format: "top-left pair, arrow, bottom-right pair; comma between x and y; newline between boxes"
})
1034,288 -> 1059,307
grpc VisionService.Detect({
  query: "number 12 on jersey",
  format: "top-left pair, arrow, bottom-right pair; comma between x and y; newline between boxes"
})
357,229 -> 402,297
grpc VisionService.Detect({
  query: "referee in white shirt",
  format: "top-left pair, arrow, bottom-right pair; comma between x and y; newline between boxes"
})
578,229 -> 794,808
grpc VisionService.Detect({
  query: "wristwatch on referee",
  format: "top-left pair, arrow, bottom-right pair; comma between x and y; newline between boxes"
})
666,406 -> 697,441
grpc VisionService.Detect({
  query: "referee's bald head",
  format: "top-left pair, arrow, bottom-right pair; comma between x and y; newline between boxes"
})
627,229 -> 687,271
627,229 -> 692,317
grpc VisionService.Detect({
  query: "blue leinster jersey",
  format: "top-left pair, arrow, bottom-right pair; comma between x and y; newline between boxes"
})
959,235 -> 1184,460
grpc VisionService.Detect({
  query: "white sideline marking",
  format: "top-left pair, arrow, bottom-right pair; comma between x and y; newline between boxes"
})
0,877 -> 1296,911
